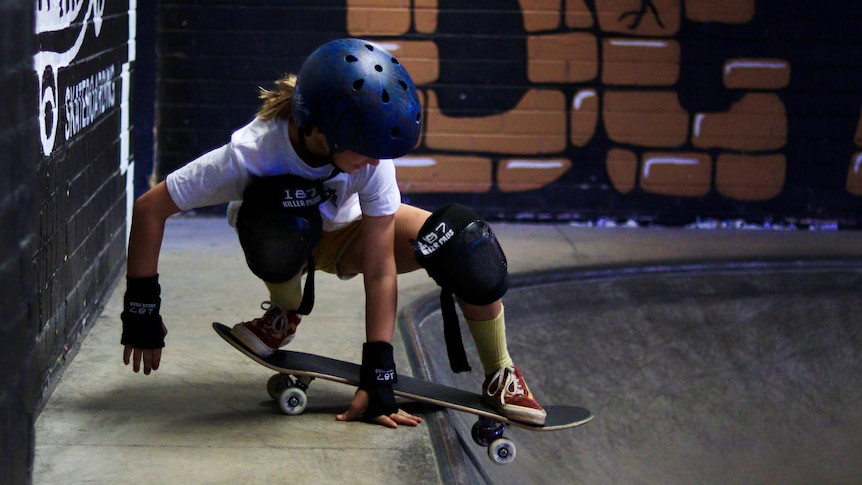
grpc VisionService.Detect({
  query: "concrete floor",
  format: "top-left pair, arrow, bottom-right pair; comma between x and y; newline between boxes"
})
34,216 -> 862,484
414,262 -> 862,484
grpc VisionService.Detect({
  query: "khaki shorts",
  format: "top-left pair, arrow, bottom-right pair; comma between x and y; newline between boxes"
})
313,220 -> 362,277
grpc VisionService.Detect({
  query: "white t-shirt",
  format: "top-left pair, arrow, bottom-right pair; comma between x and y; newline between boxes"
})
165,117 -> 401,231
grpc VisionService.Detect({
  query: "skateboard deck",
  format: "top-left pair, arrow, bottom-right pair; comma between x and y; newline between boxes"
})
213,322 -> 592,430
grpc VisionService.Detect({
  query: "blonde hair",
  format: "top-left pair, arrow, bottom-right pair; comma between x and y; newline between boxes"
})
256,74 -> 297,121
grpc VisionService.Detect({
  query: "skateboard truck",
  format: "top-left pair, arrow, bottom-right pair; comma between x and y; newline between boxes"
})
471,417 -> 517,465
267,373 -> 315,415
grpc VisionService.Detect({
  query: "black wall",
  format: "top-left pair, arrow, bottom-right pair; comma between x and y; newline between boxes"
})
1,3 -> 38,483
156,0 -> 347,180
1,1 -> 135,482
33,0 -> 132,410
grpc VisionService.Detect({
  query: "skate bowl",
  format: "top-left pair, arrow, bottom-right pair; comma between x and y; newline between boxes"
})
401,260 -> 862,484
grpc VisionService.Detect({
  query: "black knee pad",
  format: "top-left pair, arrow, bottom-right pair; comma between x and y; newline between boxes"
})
237,211 -> 318,282
412,203 -> 509,305
236,175 -> 325,283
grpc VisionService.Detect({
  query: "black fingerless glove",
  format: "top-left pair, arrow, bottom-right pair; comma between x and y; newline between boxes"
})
360,341 -> 398,419
121,275 -> 167,349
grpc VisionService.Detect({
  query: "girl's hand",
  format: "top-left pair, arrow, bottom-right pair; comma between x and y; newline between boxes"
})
336,389 -> 423,428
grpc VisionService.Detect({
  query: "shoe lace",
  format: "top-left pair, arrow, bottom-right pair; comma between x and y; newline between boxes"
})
258,301 -> 287,333
485,366 -> 525,402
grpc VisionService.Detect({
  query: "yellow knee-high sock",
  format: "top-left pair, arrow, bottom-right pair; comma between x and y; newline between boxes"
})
466,306 -> 514,375
264,272 -> 304,313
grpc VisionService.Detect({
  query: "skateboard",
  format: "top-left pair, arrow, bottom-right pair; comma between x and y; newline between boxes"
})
213,322 -> 593,465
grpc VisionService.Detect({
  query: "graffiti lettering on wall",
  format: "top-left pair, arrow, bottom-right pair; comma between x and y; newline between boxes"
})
64,65 -> 116,139
34,0 -> 109,155
343,0 -> 862,221
34,0 -> 136,236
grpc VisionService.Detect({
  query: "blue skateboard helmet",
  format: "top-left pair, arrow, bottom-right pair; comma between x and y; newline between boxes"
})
292,38 -> 422,159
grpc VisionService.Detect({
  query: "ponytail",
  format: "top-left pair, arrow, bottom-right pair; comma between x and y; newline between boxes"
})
256,74 -> 298,121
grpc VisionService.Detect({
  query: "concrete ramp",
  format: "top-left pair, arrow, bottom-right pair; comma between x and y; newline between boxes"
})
403,262 -> 862,484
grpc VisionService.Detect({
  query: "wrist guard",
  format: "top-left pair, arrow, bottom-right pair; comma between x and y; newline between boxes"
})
121,275 -> 167,349
360,341 -> 398,418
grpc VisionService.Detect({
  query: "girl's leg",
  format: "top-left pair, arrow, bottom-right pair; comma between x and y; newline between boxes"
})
394,205 -> 515,375
458,298 -> 514,374
336,204 -> 430,275
265,274 -> 304,310
340,203 -> 546,424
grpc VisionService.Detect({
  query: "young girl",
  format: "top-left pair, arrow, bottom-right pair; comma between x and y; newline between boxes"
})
121,38 -> 546,428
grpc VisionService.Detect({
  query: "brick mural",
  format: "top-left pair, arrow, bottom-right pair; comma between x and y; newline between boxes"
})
156,1 -> 862,226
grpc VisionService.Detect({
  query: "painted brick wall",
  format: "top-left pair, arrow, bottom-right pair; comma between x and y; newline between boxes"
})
33,0 -> 136,412
1,2 -> 38,482
155,1 -> 862,227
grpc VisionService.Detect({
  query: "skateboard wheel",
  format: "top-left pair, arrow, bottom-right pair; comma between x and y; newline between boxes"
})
278,387 -> 308,415
471,418 -> 506,447
488,438 -> 517,465
267,374 -> 292,400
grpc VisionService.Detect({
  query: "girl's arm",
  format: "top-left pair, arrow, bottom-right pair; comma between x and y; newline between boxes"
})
360,213 -> 398,342
122,181 -> 182,374
128,181 -> 182,277
336,212 -> 422,428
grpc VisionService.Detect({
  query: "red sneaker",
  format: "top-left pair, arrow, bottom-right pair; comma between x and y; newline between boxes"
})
231,301 -> 301,357
482,366 -> 547,426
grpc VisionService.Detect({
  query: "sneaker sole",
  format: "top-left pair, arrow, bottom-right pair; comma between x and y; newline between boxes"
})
231,325 -> 276,357
501,406 -> 547,426
483,397 -> 548,426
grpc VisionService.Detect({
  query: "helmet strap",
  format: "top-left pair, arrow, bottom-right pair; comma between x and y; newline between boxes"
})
292,122 -> 335,169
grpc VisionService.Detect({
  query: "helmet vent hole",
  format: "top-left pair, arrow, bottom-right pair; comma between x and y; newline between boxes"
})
398,80 -> 408,90
353,79 -> 364,91
365,44 -> 374,51
374,64 -> 383,72
391,127 -> 402,139
381,89 -> 390,103
391,57 -> 400,65
345,55 -> 358,63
